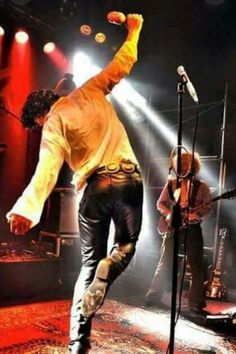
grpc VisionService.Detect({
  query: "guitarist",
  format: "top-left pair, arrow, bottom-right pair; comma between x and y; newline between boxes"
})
145,152 -> 212,315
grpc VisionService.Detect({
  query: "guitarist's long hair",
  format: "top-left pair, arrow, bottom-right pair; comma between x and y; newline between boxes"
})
171,151 -> 201,177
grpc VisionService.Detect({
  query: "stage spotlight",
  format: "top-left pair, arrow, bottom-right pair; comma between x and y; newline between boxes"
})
80,24 -> 92,36
0,26 -> 4,36
73,52 -> 91,66
44,44 -> 69,72
72,51 -> 100,86
95,32 -> 106,44
43,42 -> 56,53
15,30 -> 29,44
113,81 -> 147,107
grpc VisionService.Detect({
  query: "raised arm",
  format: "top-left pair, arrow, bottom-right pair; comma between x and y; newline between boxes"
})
82,13 -> 144,95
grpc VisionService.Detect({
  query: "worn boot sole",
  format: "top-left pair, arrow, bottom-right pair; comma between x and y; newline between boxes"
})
81,258 -> 112,318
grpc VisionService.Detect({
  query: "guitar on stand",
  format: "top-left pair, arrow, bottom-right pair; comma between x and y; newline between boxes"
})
206,228 -> 228,299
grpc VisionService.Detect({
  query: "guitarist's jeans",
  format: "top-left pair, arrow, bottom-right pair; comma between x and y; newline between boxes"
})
69,170 -> 143,353
146,223 -> 206,309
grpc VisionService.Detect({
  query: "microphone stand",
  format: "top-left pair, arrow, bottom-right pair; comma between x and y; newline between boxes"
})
168,81 -> 185,354
0,102 -> 20,121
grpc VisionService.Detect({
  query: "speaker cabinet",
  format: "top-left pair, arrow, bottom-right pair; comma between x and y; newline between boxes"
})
44,187 -> 79,234
0,258 -> 60,300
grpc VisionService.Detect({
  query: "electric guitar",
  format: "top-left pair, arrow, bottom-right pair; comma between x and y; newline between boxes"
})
157,188 -> 236,235
206,228 -> 228,299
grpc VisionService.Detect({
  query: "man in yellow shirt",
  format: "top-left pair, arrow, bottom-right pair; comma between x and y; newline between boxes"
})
7,14 -> 143,354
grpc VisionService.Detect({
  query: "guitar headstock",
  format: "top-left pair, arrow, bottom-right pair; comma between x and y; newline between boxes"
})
221,188 -> 236,200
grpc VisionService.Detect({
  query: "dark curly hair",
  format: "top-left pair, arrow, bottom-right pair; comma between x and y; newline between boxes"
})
21,89 -> 59,128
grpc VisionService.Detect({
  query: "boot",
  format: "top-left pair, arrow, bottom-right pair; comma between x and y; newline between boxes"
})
70,348 -> 90,354
69,341 -> 91,354
81,242 -> 135,317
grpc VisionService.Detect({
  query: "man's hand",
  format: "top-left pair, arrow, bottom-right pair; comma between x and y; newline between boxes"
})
126,14 -> 144,32
166,212 -> 171,221
9,214 -> 32,235
187,211 -> 199,222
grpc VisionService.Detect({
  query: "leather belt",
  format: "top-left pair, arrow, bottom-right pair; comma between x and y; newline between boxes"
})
96,163 -> 140,174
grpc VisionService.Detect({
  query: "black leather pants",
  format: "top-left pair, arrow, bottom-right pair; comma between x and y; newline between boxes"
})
69,170 -> 143,352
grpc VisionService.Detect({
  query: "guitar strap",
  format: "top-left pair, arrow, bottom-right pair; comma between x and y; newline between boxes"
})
167,178 -> 201,208
167,180 -> 175,201
189,179 -> 201,208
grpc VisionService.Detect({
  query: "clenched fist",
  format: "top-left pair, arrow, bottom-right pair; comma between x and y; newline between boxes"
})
126,14 -> 144,32
9,214 -> 32,236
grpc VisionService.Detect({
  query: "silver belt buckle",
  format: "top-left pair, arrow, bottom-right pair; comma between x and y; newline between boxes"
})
105,163 -> 120,173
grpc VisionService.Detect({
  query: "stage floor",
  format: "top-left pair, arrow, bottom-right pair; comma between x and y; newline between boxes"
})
0,298 -> 236,353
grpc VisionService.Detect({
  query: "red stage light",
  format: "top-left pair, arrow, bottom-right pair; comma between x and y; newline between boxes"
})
43,42 -> 56,53
15,31 -> 29,44
0,26 -> 4,36
3,34 -> 33,115
45,45 -> 69,73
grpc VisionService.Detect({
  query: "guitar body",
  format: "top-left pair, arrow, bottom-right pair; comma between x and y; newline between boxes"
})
157,210 -> 176,236
157,215 -> 169,235
157,210 -> 188,236
206,271 -> 227,299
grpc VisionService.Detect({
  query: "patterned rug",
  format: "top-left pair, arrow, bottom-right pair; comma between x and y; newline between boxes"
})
0,299 -> 236,353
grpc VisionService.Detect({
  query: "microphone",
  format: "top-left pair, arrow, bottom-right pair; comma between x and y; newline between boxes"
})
107,11 -> 126,25
177,66 -> 199,103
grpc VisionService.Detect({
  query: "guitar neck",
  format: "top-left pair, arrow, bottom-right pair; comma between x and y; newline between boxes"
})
193,196 -> 220,214
193,188 -> 236,214
215,229 -> 227,272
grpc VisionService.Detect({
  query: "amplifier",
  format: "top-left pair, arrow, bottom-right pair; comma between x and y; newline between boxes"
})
43,187 -> 79,234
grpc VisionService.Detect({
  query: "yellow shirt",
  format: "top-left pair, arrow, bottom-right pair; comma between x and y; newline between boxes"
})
7,40 -> 139,227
